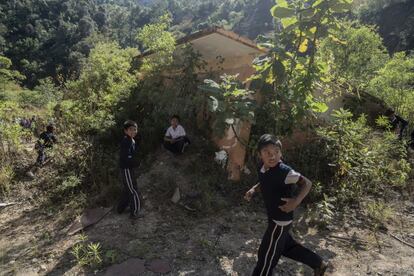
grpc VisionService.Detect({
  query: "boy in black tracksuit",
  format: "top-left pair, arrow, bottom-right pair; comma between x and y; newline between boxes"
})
117,120 -> 142,219
35,124 -> 57,166
245,134 -> 328,276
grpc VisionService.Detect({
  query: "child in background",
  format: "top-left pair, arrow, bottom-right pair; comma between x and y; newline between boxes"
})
163,115 -> 190,154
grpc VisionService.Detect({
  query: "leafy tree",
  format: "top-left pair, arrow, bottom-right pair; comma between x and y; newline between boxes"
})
64,42 -> 138,134
0,56 -> 24,92
251,0 -> 353,136
0,0 -> 104,86
136,14 -> 176,74
318,23 -> 389,93
368,52 -> 414,121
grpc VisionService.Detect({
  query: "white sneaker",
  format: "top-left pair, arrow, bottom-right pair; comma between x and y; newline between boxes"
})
182,142 -> 189,153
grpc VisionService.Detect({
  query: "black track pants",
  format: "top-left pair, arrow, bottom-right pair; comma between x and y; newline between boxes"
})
117,168 -> 141,216
252,221 -> 322,276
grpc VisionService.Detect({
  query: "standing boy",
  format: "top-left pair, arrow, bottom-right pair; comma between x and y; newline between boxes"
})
117,120 -> 142,220
385,109 -> 408,140
245,134 -> 328,276
163,115 -> 190,154
35,124 -> 57,166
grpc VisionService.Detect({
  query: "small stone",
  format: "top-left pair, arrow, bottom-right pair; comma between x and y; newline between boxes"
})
146,259 -> 171,274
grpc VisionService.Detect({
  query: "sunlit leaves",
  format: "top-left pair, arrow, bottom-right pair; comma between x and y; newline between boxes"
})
318,23 -> 388,92
298,38 -> 309,53
368,52 -> 414,121
251,0 -> 354,136
276,0 -> 289,8
136,14 -> 176,74
281,17 -> 298,28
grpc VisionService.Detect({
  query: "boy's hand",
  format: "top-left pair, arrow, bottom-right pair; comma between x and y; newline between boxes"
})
279,198 -> 299,213
244,189 -> 255,202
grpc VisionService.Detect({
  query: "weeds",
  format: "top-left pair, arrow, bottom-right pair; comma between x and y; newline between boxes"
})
0,165 -> 14,195
70,234 -> 102,268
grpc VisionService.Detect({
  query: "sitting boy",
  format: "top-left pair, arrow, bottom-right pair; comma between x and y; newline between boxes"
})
163,115 -> 190,154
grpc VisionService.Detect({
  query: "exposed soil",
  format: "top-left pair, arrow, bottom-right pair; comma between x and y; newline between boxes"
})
1,148 -> 414,276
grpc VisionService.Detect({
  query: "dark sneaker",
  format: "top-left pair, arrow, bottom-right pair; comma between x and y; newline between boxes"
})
137,210 -> 145,218
129,210 -> 145,220
129,214 -> 139,221
314,260 -> 330,276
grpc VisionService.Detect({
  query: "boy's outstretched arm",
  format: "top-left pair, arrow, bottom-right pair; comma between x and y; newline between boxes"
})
244,182 -> 260,202
279,176 -> 312,213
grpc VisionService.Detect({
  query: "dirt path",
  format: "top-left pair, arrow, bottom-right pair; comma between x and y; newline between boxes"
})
1,152 -> 414,276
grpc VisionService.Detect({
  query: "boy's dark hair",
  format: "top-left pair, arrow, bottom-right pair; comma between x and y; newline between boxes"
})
171,115 -> 180,121
123,120 -> 138,130
46,124 -> 55,132
257,134 -> 282,152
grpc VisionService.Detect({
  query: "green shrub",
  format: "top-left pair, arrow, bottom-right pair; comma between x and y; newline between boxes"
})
0,165 -> 14,195
368,52 -> 414,123
317,108 -> 410,204
366,200 -> 394,226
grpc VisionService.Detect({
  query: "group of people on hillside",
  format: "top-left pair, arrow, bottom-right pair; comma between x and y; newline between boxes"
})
117,115 -> 191,218
117,115 -> 329,275
29,109 -> 410,276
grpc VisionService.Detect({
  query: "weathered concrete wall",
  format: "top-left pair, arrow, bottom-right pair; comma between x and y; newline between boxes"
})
198,64 -> 255,181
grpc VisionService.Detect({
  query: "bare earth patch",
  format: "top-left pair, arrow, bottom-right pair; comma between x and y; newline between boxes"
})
1,151 -> 414,275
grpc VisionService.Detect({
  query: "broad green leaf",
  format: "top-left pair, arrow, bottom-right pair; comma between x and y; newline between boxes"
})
328,34 -> 347,44
299,38 -> 309,53
311,101 -> 329,113
295,63 -> 305,70
309,26 -> 317,34
257,42 -> 275,50
276,0 -> 289,8
307,95 -> 328,113
271,6 -> 295,18
281,17 -> 298,28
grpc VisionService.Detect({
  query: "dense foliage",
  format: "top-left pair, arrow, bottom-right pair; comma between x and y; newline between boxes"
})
1,0 -> 412,87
